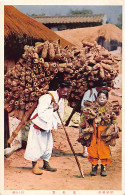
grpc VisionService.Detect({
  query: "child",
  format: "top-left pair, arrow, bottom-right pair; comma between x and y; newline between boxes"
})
87,90 -> 118,176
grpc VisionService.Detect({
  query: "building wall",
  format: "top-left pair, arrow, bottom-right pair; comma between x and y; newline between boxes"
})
46,22 -> 102,31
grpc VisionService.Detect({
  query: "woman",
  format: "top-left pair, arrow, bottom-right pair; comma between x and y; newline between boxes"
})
80,81 -> 98,157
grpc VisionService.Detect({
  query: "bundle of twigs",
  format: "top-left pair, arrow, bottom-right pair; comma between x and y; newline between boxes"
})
4,39 -> 121,121
78,100 -> 121,146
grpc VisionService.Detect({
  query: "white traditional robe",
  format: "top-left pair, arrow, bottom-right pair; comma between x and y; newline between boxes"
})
24,91 -> 64,162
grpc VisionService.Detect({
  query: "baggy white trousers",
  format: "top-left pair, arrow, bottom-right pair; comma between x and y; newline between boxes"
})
24,123 -> 53,162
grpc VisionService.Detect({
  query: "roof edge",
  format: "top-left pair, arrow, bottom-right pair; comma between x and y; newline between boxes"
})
32,14 -> 104,19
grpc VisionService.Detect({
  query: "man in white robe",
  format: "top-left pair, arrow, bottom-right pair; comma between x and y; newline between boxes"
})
24,80 -> 72,175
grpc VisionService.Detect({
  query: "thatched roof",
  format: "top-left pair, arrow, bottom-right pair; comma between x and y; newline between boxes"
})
55,24 -> 122,48
4,5 -> 73,48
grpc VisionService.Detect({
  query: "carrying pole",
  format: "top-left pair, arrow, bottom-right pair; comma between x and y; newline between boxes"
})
65,102 -> 81,126
65,107 -> 76,126
8,102 -> 37,145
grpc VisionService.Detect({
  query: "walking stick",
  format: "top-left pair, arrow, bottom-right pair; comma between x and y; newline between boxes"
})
48,92 -> 84,178
57,110 -> 84,178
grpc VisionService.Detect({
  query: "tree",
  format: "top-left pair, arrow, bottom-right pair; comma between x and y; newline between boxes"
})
26,13 -> 46,17
69,9 -> 93,15
116,14 -> 122,29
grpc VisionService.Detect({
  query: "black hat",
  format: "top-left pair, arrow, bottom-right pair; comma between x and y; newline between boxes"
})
59,80 -> 72,88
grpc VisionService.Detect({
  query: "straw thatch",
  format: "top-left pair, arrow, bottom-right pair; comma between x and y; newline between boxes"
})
4,5 -> 74,72
4,5 -> 73,48
55,24 -> 122,48
97,24 -> 122,42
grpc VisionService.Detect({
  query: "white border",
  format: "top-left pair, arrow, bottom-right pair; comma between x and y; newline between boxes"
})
0,0 -> 125,195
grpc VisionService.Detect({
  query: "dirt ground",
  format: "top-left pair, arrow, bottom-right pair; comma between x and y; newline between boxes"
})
4,88 -> 122,192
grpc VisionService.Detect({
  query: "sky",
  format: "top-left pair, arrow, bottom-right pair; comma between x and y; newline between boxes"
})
14,5 -> 122,25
